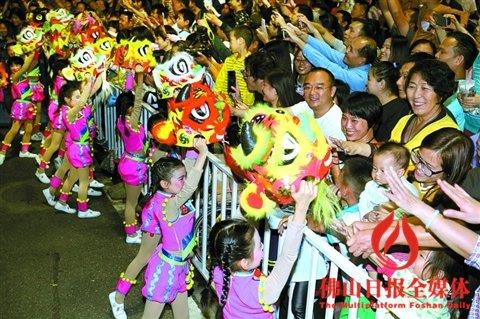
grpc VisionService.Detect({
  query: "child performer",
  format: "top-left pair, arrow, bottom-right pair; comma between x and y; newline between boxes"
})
0,51 -> 39,165
109,137 -> 208,319
35,57 -> 68,183
53,76 -> 102,218
115,71 -> 147,244
205,181 -> 317,319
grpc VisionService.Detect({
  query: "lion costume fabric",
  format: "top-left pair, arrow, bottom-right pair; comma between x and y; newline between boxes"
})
10,25 -> 44,56
61,45 -> 106,81
152,52 -> 206,99
224,104 -> 338,225
151,81 -> 230,147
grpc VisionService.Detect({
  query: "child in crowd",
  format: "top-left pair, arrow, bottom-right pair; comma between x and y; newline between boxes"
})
215,25 -> 255,107
328,156 -> 373,243
203,181 -> 317,319
115,70 -> 146,244
171,8 -> 195,41
109,137 -> 208,319
0,52 -> 39,165
349,142 -> 418,224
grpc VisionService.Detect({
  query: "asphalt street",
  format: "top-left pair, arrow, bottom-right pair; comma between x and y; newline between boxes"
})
0,137 -> 191,318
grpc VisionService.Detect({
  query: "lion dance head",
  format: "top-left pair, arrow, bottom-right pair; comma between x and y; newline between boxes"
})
151,81 -> 230,147
224,104 -> 338,225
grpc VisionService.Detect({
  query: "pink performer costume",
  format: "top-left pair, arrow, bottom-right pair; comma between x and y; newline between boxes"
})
116,117 -> 149,186
63,105 -> 93,169
48,76 -> 67,131
212,219 -> 306,319
141,191 -> 196,303
136,157 -> 203,304
10,78 -> 36,121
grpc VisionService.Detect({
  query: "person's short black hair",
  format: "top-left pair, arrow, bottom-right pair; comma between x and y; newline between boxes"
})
340,91 -> 382,129
370,61 -> 399,95
342,156 -> 373,198
119,10 -> 133,20
353,18 -> 376,39
296,5 -> 313,22
358,36 -> 377,65
337,10 -> 352,26
409,38 -> 437,55
8,56 -> 24,68
308,67 -> 335,86
333,79 -> 350,106
401,51 -> 434,67
131,26 -> 155,41
375,142 -> 410,170
245,50 -> 277,80
232,25 -> 253,48
447,31 -> 479,69
406,59 -> 456,104
178,8 -> 195,28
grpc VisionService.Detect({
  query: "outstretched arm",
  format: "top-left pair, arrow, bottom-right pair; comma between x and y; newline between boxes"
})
384,167 -> 479,258
263,181 -> 316,304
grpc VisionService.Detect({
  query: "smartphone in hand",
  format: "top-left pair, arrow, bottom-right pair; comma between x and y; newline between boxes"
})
433,13 -> 450,27
227,70 -> 237,95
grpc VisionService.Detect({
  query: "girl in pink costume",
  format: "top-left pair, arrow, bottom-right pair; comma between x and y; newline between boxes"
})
35,58 -> 68,184
115,72 -> 147,244
28,65 -> 45,139
0,52 -> 39,165
52,78 -> 102,218
109,138 -> 207,319
204,181 -> 316,319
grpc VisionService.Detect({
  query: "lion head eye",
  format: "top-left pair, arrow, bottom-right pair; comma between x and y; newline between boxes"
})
281,133 -> 299,165
190,103 -> 210,123
138,45 -> 149,57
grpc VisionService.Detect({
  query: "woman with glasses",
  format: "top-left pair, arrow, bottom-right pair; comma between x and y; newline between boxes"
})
409,128 -> 473,206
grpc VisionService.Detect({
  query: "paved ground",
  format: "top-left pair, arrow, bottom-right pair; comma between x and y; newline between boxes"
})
0,135 -> 204,319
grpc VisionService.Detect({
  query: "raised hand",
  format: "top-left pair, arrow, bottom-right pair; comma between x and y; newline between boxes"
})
438,179 -> 480,224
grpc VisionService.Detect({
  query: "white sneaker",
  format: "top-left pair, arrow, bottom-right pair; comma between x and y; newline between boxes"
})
42,188 -> 57,206
108,291 -> 127,319
35,155 -> 41,165
72,184 -> 103,196
0,154 -> 4,166
31,132 -> 43,141
90,179 -> 105,188
125,232 -> 142,244
78,209 -> 101,219
19,151 -> 38,158
54,202 -> 76,214
36,171 -> 50,184
54,156 -> 62,169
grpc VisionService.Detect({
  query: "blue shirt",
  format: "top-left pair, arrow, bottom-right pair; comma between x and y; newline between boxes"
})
303,36 -> 370,92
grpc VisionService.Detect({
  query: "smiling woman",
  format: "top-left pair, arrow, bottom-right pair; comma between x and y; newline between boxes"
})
390,59 -> 459,170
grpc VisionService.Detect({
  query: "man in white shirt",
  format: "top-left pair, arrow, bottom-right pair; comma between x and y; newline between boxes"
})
303,68 -> 346,141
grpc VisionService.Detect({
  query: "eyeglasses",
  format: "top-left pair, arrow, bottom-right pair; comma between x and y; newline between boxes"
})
303,85 -> 331,94
411,147 -> 443,177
